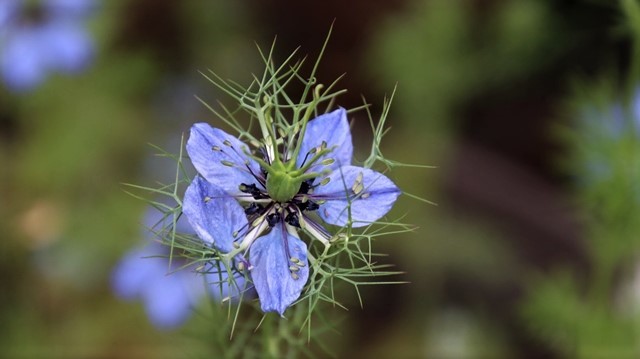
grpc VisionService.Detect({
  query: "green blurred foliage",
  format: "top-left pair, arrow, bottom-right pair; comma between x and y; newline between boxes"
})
372,0 -> 561,133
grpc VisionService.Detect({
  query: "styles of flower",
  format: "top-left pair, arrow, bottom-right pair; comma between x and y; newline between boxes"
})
183,107 -> 401,316
0,0 -> 96,91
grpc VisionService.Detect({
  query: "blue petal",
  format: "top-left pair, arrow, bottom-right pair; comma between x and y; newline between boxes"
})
41,21 -> 93,73
249,224 -> 309,315
111,244 -> 160,300
187,123 -> 263,194
182,176 -> 248,253
313,165 -> 401,228
296,108 -> 352,171
1,29 -> 48,91
144,270 -> 204,329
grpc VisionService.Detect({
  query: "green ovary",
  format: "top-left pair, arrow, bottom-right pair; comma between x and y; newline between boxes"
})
266,169 -> 303,203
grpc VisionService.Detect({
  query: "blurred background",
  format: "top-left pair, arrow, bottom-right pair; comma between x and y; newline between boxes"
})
3,0 -> 640,357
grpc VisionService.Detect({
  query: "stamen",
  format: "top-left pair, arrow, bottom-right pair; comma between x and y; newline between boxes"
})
299,149 -> 314,168
239,183 -> 269,200
249,139 -> 262,148
236,257 -> 252,272
258,147 -> 271,166
252,216 -> 264,227
244,163 -> 266,187
351,172 -> 365,194
292,196 -> 319,212
299,213 -> 331,245
298,179 -> 314,194
236,214 -> 269,253
279,222 -> 302,280
232,198 -> 270,242
305,201 -> 319,211
210,139 -> 270,187
267,212 -> 281,227
284,211 -> 300,227
220,142 -> 267,186
244,202 -> 263,215
321,158 -> 335,166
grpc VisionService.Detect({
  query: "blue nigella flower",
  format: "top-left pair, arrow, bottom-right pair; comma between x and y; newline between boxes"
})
0,0 -> 95,91
183,108 -> 401,315
112,208 -> 248,329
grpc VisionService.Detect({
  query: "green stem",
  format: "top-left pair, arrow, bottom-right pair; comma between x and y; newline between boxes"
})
263,315 -> 281,358
289,85 -> 324,170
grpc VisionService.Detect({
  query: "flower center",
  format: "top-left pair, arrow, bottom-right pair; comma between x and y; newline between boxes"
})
265,161 -> 304,203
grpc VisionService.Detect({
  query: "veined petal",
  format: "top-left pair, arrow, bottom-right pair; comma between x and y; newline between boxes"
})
296,108 -> 352,170
187,123 -> 263,194
313,165 -> 401,228
183,176 -> 248,253
249,224 -> 309,316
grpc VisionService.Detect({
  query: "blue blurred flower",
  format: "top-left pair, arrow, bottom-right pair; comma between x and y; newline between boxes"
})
111,241 -> 205,329
0,0 -> 95,91
112,208 -> 248,329
183,108 -> 401,315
